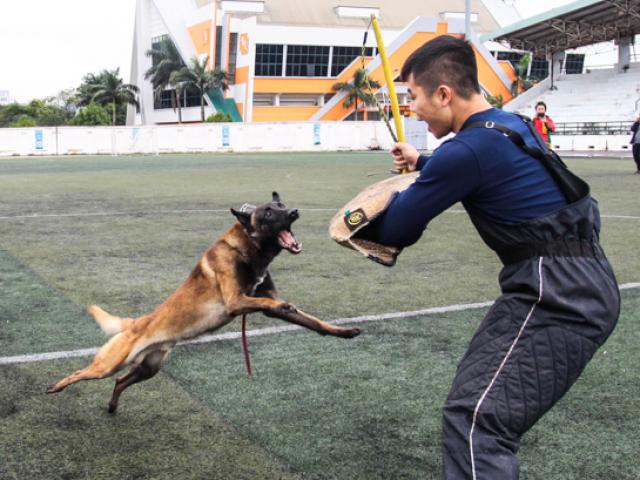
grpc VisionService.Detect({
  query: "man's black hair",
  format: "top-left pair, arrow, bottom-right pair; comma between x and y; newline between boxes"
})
401,35 -> 481,99
535,101 -> 547,110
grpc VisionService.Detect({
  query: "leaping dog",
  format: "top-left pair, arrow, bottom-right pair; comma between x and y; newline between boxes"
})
47,192 -> 361,412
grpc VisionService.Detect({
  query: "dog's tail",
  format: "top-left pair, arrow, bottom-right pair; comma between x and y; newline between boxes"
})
88,305 -> 134,336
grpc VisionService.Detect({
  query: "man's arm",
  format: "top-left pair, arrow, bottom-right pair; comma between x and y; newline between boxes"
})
365,140 -> 481,248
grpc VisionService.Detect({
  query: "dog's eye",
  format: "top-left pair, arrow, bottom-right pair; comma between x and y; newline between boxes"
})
265,210 -> 272,218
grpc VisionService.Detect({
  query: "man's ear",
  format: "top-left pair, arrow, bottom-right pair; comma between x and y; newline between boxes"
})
272,191 -> 281,203
436,85 -> 453,106
230,208 -> 253,232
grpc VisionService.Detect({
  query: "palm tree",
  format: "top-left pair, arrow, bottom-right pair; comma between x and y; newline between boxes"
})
173,55 -> 229,122
145,37 -> 185,123
511,53 -> 533,97
89,69 -> 139,125
332,68 -> 381,121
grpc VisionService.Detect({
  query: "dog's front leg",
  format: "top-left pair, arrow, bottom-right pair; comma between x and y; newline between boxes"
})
218,269 -> 287,316
264,305 -> 361,338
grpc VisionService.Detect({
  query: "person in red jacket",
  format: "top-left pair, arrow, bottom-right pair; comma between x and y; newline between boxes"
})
532,101 -> 555,147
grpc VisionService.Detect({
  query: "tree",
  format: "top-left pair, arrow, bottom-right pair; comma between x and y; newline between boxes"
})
69,103 -> 111,126
88,69 -> 139,125
0,100 -> 70,127
174,55 -> 228,122
0,103 -> 34,127
45,88 -> 80,116
10,115 -> 37,128
332,68 -> 381,121
511,53 -> 533,97
485,94 -> 504,109
145,37 -> 185,123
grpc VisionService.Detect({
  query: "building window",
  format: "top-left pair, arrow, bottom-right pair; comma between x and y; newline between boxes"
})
253,94 -> 276,106
228,32 -> 238,83
565,53 -> 585,74
153,87 -> 201,110
279,94 -> 321,106
529,56 -> 549,80
255,44 -> 284,76
494,51 -> 550,81
331,46 -> 374,76
286,45 -> 330,77
154,90 -> 175,110
495,51 -> 524,70
150,34 -> 171,68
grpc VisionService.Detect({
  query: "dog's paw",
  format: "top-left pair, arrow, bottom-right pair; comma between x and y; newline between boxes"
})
46,384 -> 60,394
337,327 -> 362,338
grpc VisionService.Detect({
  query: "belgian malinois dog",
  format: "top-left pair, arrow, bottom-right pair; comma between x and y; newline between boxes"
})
47,192 -> 361,412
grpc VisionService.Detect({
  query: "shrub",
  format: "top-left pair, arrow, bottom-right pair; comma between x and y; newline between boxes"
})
68,103 -> 111,126
206,112 -> 232,123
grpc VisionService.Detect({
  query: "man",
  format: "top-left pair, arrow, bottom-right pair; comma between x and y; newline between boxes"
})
630,115 -> 640,174
532,101 -> 555,148
363,36 -> 620,479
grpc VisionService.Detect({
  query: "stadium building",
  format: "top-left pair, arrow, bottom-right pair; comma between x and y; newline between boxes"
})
127,0 -> 525,125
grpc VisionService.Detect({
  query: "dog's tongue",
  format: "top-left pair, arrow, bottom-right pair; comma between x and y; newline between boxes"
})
278,230 -> 302,254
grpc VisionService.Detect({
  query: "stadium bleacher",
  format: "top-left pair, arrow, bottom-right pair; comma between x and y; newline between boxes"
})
512,62 -> 640,123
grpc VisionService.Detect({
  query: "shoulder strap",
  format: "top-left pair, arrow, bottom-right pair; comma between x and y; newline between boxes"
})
463,116 -> 589,203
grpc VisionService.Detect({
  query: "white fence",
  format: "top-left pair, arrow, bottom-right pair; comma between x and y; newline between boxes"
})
0,122 -> 633,157
0,122 -> 396,157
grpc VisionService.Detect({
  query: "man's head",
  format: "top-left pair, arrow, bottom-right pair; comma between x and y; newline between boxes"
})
535,101 -> 547,117
401,35 -> 482,138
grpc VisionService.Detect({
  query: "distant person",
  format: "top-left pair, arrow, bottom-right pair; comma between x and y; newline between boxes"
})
630,115 -> 640,174
532,101 -> 555,148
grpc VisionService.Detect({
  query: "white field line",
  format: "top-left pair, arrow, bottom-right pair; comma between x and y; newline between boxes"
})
0,208 -> 637,220
1,282 -> 638,366
0,208 -> 335,220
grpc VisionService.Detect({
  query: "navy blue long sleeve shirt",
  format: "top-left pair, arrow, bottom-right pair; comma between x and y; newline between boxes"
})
372,108 -> 568,248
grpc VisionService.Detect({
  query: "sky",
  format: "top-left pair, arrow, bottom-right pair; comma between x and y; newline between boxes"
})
0,0 -> 578,103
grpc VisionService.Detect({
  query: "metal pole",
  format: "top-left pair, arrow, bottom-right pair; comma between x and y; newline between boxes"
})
465,0 -> 471,39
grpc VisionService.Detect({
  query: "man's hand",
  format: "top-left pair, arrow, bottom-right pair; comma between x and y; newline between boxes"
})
391,142 -> 420,172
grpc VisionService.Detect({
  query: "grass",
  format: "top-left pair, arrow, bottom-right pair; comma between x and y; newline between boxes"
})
0,152 -> 638,479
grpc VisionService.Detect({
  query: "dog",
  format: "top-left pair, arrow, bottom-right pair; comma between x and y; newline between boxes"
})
47,192 -> 361,412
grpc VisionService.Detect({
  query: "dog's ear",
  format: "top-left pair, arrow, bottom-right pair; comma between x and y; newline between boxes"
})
272,191 -> 281,203
230,208 -> 253,232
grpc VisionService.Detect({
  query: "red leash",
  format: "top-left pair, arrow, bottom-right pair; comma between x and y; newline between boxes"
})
241,314 -> 252,377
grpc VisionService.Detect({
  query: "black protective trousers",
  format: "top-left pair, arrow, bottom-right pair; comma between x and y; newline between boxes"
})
632,144 -> 640,171
441,253 -> 619,479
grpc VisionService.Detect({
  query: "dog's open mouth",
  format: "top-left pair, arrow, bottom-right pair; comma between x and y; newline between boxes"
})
278,229 -> 302,254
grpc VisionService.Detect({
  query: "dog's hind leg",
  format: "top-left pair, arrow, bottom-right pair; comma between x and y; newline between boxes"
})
107,349 -> 168,413
46,331 -> 135,394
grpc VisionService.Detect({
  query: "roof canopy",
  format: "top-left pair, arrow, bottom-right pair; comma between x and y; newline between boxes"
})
480,0 -> 640,56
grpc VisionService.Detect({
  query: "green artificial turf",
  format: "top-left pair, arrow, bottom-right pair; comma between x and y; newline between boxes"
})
0,152 -> 638,479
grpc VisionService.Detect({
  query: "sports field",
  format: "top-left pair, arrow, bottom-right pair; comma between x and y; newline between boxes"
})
0,152 -> 638,479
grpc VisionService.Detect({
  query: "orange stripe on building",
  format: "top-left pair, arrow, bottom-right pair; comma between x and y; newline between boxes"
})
253,106 -> 320,122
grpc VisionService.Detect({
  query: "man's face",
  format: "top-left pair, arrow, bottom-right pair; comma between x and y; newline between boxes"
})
536,105 -> 546,116
407,73 -> 453,139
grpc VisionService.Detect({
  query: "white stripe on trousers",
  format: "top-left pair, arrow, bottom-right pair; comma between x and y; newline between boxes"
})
469,257 -> 545,480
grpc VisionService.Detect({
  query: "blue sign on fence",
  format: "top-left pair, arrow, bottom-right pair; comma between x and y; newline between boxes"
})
313,123 -> 321,145
35,129 -> 43,150
222,125 -> 230,147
